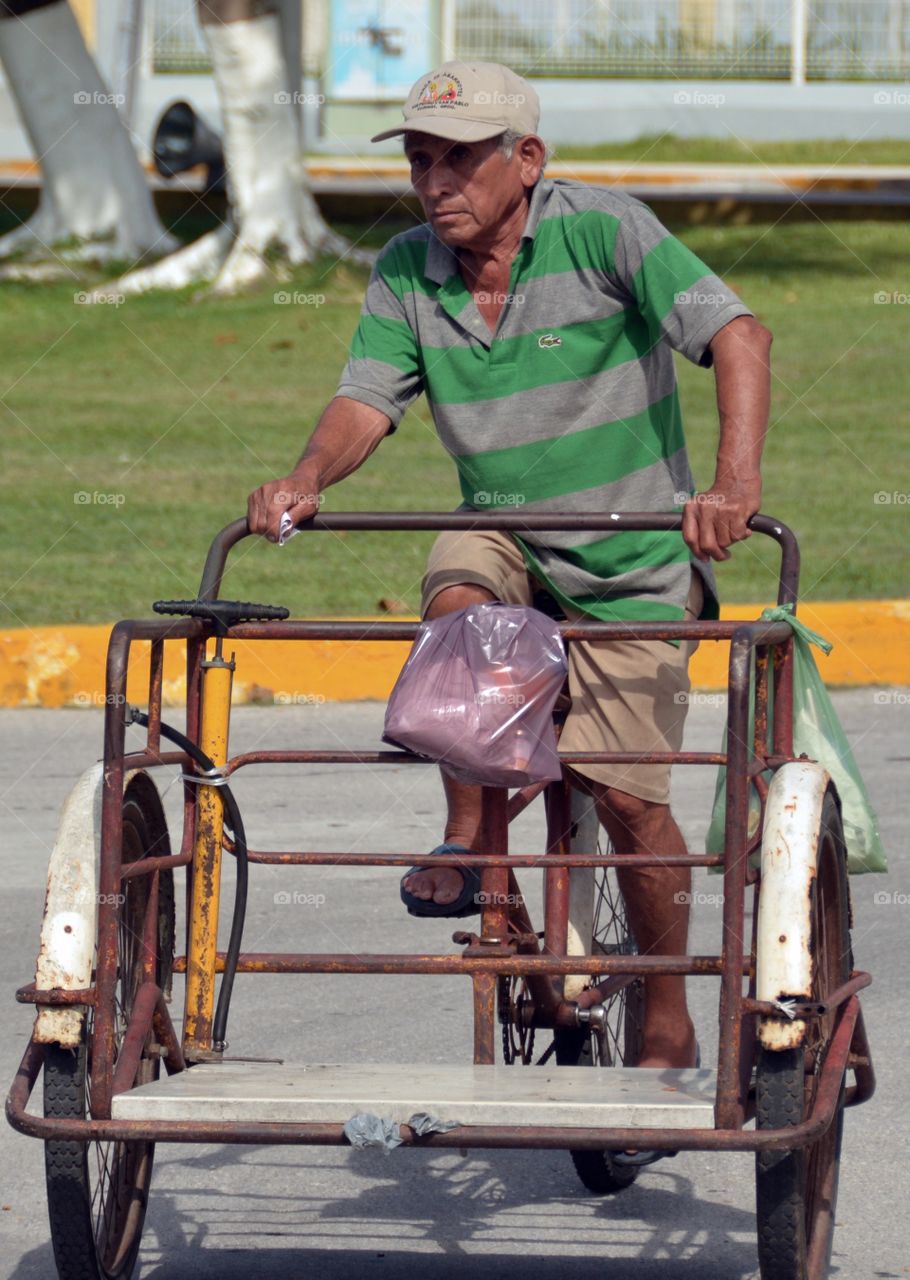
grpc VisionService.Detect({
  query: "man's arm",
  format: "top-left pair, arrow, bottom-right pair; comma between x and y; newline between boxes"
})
247,396 -> 392,542
682,314 -> 773,562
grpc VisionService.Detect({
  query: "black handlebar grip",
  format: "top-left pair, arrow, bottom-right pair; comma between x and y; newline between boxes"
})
153,599 -> 290,623
153,599 -> 205,617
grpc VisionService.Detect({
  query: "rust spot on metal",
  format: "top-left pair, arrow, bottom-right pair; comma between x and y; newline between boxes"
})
171,950 -> 744,977
17,982 -> 95,1006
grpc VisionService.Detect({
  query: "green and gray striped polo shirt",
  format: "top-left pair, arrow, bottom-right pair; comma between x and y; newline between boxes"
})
336,178 -> 753,622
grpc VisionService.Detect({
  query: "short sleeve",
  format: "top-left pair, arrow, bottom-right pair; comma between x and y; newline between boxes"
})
612,202 -> 754,367
335,247 -> 424,428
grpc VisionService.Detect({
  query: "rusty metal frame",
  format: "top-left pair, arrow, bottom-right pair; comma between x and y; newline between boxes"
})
8,993 -> 865,1150
7,512 -> 874,1152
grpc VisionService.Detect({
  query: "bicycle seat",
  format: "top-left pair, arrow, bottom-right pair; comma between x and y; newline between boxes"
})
153,599 -> 290,632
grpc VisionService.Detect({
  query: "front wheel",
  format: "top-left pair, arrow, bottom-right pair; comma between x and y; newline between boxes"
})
496,788 -> 645,1194
43,773 -> 175,1280
755,789 -> 852,1280
554,858 -> 645,1194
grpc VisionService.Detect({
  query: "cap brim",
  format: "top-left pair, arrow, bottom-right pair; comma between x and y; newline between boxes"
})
370,117 -> 508,144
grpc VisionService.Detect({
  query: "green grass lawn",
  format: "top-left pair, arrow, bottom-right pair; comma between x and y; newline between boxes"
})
336,137 -> 910,166
551,135 -> 910,166
3,217 -> 909,627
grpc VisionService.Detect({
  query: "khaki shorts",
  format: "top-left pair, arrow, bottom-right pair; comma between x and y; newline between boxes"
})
422,529 -> 703,804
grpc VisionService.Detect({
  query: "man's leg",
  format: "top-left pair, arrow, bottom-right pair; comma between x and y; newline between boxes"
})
577,783 -> 697,1070
559,570 -> 704,1070
401,583 -> 493,907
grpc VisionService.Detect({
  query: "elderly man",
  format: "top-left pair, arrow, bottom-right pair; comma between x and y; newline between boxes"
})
248,62 -> 771,1093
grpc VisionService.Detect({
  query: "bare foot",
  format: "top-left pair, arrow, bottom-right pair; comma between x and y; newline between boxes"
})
635,1029 -> 699,1070
401,866 -> 467,907
575,987 -> 697,1069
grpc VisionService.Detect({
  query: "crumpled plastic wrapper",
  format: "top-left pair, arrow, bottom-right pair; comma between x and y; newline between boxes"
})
278,511 -> 299,547
343,1111 -> 460,1153
408,1111 -> 460,1138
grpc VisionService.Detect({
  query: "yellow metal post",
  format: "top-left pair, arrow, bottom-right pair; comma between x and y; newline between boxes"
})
183,650 -> 234,1054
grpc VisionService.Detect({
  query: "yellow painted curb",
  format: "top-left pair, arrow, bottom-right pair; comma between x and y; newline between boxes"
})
1,601 -> 907,709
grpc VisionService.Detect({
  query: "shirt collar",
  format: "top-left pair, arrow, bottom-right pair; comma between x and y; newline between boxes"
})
521,177 -> 551,241
423,178 -> 552,284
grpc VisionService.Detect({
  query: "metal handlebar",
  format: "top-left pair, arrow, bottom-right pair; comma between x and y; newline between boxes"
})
198,512 -> 800,609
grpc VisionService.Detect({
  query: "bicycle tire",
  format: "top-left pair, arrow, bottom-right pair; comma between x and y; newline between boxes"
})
755,789 -> 852,1280
43,773 -> 175,1280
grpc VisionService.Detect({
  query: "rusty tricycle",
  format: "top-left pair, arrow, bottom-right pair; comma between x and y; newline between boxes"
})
7,511 -> 874,1280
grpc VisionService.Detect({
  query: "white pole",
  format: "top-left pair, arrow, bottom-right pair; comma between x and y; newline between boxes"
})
791,0 -> 807,86
112,0 -> 144,132
440,0 -> 456,62
555,0 -> 570,59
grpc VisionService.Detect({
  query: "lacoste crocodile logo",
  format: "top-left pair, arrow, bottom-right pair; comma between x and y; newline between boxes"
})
538,333 -> 562,349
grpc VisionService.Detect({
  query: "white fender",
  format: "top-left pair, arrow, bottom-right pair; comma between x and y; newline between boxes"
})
33,764 -> 142,1048
756,760 -> 832,1051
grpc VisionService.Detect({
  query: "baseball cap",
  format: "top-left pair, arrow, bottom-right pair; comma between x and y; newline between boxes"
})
370,60 -> 540,144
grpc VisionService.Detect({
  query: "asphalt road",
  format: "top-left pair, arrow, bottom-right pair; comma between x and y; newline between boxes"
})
0,692 -> 906,1280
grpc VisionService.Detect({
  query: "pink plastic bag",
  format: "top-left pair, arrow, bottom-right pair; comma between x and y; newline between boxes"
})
383,603 -> 568,787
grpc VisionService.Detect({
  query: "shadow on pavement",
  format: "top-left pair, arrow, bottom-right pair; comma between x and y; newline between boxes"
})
7,1142 -> 763,1279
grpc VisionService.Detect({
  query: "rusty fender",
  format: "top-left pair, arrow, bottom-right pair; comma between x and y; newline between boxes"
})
756,760 -> 831,1051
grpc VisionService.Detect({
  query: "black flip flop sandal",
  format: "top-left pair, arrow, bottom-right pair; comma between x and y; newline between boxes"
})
400,844 -> 482,918
611,1148 -> 679,1169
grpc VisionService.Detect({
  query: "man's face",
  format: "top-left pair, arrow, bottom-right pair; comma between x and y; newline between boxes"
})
404,132 -> 541,250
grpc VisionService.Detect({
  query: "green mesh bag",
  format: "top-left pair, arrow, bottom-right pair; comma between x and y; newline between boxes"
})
705,605 -> 887,874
